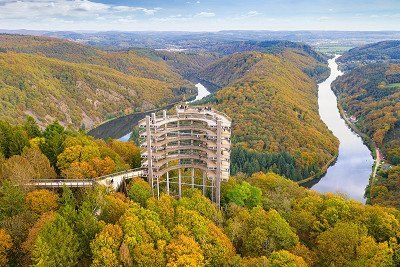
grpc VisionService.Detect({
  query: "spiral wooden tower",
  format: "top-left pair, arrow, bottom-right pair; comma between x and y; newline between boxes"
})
139,105 -> 231,207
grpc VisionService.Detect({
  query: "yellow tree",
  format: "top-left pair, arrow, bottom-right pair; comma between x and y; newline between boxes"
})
316,222 -> 366,266
166,234 -> 204,267
268,250 -> 307,267
107,140 -> 141,168
100,193 -> 129,224
25,189 -> 58,214
0,229 -> 12,266
91,224 -> 123,267
22,147 -> 56,179
90,156 -> 116,177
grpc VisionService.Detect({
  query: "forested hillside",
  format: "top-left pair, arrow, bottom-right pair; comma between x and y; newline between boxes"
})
332,63 -> 400,207
338,40 -> 400,70
199,51 -> 338,181
0,52 -> 195,129
150,50 -> 220,82
0,35 -> 196,129
1,119 -> 400,266
0,34 -> 193,88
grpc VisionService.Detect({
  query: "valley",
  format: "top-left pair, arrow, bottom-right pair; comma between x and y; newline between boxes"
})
87,42 -> 338,183
0,30 -> 399,267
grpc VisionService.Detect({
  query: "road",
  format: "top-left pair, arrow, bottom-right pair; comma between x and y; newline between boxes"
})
372,148 -> 381,179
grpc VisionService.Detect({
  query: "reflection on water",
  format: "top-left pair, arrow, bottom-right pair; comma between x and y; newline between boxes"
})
119,83 -> 211,142
311,56 -> 374,202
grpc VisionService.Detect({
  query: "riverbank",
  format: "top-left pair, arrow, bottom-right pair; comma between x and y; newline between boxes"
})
297,153 -> 338,185
336,98 -> 382,202
337,101 -> 377,157
87,100 -> 183,140
336,100 -> 380,173
88,83 -> 210,140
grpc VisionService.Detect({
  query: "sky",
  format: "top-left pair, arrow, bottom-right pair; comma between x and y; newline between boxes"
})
0,0 -> 400,31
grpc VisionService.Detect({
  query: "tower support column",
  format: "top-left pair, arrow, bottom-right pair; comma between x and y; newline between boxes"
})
166,171 -> 170,195
145,116 -> 154,195
191,168 -> 195,188
216,119 -> 222,208
178,169 -> 182,199
202,172 -> 206,196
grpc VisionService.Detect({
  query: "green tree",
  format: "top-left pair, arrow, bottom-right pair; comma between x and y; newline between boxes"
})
32,214 -> 81,267
178,189 -> 223,224
0,180 -> 25,220
128,177 -> 152,207
9,127 -> 30,157
225,181 -> 262,208
23,116 -> 42,138
0,121 -> 12,158
58,186 -> 77,226
75,201 -> 104,258
243,208 -> 299,256
40,121 -> 66,172
316,222 -> 366,266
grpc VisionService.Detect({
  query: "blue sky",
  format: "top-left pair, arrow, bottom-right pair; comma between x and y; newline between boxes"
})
0,0 -> 399,31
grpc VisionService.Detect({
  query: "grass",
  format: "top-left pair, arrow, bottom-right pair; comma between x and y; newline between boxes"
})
315,45 -> 354,55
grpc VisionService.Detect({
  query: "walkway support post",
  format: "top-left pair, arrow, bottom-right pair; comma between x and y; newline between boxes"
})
145,115 -> 154,195
166,171 -> 170,195
156,177 -> 160,199
216,119 -> 222,208
202,172 -> 206,196
191,168 -> 195,188
178,169 -> 182,198
211,178 -> 215,202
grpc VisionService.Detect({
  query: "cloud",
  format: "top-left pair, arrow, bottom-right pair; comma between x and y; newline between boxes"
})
112,6 -> 161,15
195,11 -> 215,17
0,0 -> 160,19
245,11 -> 261,17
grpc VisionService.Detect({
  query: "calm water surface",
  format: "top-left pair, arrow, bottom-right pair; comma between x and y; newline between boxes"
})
189,83 -> 211,102
311,56 -> 374,202
119,83 -> 211,141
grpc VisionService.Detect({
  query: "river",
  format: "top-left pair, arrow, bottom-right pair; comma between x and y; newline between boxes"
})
114,60 -> 373,202
119,83 -> 211,141
310,56 -> 374,202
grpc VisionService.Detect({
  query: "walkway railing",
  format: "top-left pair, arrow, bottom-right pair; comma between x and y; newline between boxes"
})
28,168 -> 145,189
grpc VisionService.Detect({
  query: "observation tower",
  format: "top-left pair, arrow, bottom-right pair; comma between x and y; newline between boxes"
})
139,105 -> 231,207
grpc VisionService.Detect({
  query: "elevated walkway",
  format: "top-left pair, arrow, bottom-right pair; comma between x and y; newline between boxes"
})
28,168 -> 144,191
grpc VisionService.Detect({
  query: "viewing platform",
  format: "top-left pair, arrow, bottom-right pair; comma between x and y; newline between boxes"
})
139,105 -> 232,207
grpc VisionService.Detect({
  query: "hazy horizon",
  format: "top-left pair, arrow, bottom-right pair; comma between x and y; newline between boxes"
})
0,0 -> 400,32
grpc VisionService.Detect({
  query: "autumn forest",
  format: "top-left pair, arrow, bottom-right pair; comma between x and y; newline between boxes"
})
0,31 -> 399,267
